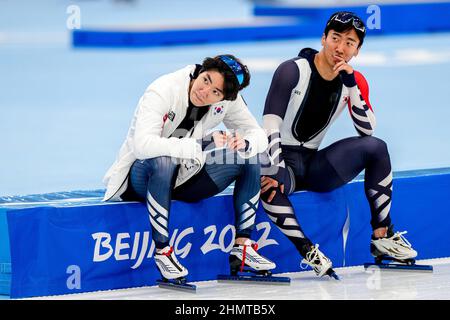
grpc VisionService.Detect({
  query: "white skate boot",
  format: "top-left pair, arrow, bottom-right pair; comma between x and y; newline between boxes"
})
370,226 -> 418,262
301,244 -> 339,279
365,225 -> 432,272
218,239 -> 290,284
154,246 -> 188,280
229,239 -> 276,275
154,246 -> 196,291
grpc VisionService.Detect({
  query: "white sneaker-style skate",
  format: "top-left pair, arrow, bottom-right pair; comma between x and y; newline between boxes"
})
154,246 -> 188,280
365,226 -> 432,272
229,239 -> 276,275
301,244 -> 339,279
218,239 -> 290,284
371,230 -> 418,261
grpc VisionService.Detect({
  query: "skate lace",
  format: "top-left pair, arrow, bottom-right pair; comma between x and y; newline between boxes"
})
300,244 -> 325,270
240,242 -> 259,272
162,246 -> 174,257
391,231 -> 412,248
240,245 -> 247,272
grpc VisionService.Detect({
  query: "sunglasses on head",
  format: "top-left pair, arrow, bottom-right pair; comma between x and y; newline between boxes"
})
219,55 -> 245,86
328,12 -> 366,33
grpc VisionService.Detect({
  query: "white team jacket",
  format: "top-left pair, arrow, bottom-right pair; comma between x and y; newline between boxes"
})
103,65 -> 268,201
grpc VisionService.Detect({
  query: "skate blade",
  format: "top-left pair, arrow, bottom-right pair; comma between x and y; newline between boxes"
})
217,274 -> 291,285
156,279 -> 197,293
364,263 -> 433,272
325,269 -> 340,280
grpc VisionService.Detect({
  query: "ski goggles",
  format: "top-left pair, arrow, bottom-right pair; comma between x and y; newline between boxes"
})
327,12 -> 366,34
219,55 -> 245,86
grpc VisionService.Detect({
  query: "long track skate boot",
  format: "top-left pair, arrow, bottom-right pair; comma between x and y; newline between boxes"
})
370,225 -> 417,264
154,246 -> 196,292
365,225 -> 431,272
218,239 -> 290,284
301,244 -> 339,280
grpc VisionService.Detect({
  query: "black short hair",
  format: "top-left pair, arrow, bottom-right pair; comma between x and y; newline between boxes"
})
200,54 -> 250,101
324,11 -> 366,48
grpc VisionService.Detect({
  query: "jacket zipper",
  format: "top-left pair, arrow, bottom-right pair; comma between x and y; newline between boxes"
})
292,77 -> 342,146
292,76 -> 313,146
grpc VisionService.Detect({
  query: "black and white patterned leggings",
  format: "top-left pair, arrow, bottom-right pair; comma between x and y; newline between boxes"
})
261,136 -> 393,257
122,149 -> 261,249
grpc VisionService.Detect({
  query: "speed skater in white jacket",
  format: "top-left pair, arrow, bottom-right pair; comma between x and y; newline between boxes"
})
103,55 -> 275,280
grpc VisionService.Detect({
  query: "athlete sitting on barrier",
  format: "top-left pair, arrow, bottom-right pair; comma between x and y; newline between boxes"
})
260,11 -> 418,279
103,55 -> 275,287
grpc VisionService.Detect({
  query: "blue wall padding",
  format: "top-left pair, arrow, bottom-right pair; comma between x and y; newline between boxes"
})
0,210 -> 10,264
344,173 -> 450,266
253,2 -> 450,36
72,22 -> 322,48
1,172 -> 450,298
3,190 -> 345,298
72,2 -> 450,48
0,209 -> 11,296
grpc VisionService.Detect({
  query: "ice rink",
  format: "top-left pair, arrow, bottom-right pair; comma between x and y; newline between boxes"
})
2,0 -> 450,301
25,258 -> 450,300
2,1 -> 450,196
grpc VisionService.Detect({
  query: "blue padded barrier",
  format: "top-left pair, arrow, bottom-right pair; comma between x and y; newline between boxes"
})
1,191 -> 345,298
344,170 -> 450,266
253,2 -> 450,36
72,18 -> 320,48
72,2 -> 450,48
0,209 -> 11,296
1,169 -> 449,298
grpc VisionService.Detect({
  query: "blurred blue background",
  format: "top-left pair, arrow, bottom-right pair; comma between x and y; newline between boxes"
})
1,0 -> 450,197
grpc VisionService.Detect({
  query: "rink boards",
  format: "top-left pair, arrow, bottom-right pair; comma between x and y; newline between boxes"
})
72,2 -> 450,48
0,168 -> 449,298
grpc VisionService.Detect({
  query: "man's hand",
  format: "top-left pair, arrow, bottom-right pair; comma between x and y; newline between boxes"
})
261,176 -> 285,203
333,56 -> 354,75
212,131 -> 227,148
227,132 -> 246,151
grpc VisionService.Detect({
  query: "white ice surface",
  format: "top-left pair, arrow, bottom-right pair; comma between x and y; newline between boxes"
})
27,257 -> 450,300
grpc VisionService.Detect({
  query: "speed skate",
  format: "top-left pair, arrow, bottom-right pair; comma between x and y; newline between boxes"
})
217,241 -> 291,285
156,278 -> 197,292
365,227 -> 433,272
154,246 -> 197,292
218,267 -> 291,285
364,256 -> 433,272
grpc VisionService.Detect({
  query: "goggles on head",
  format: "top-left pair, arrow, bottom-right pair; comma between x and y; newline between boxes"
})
218,55 -> 245,86
327,12 -> 366,34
